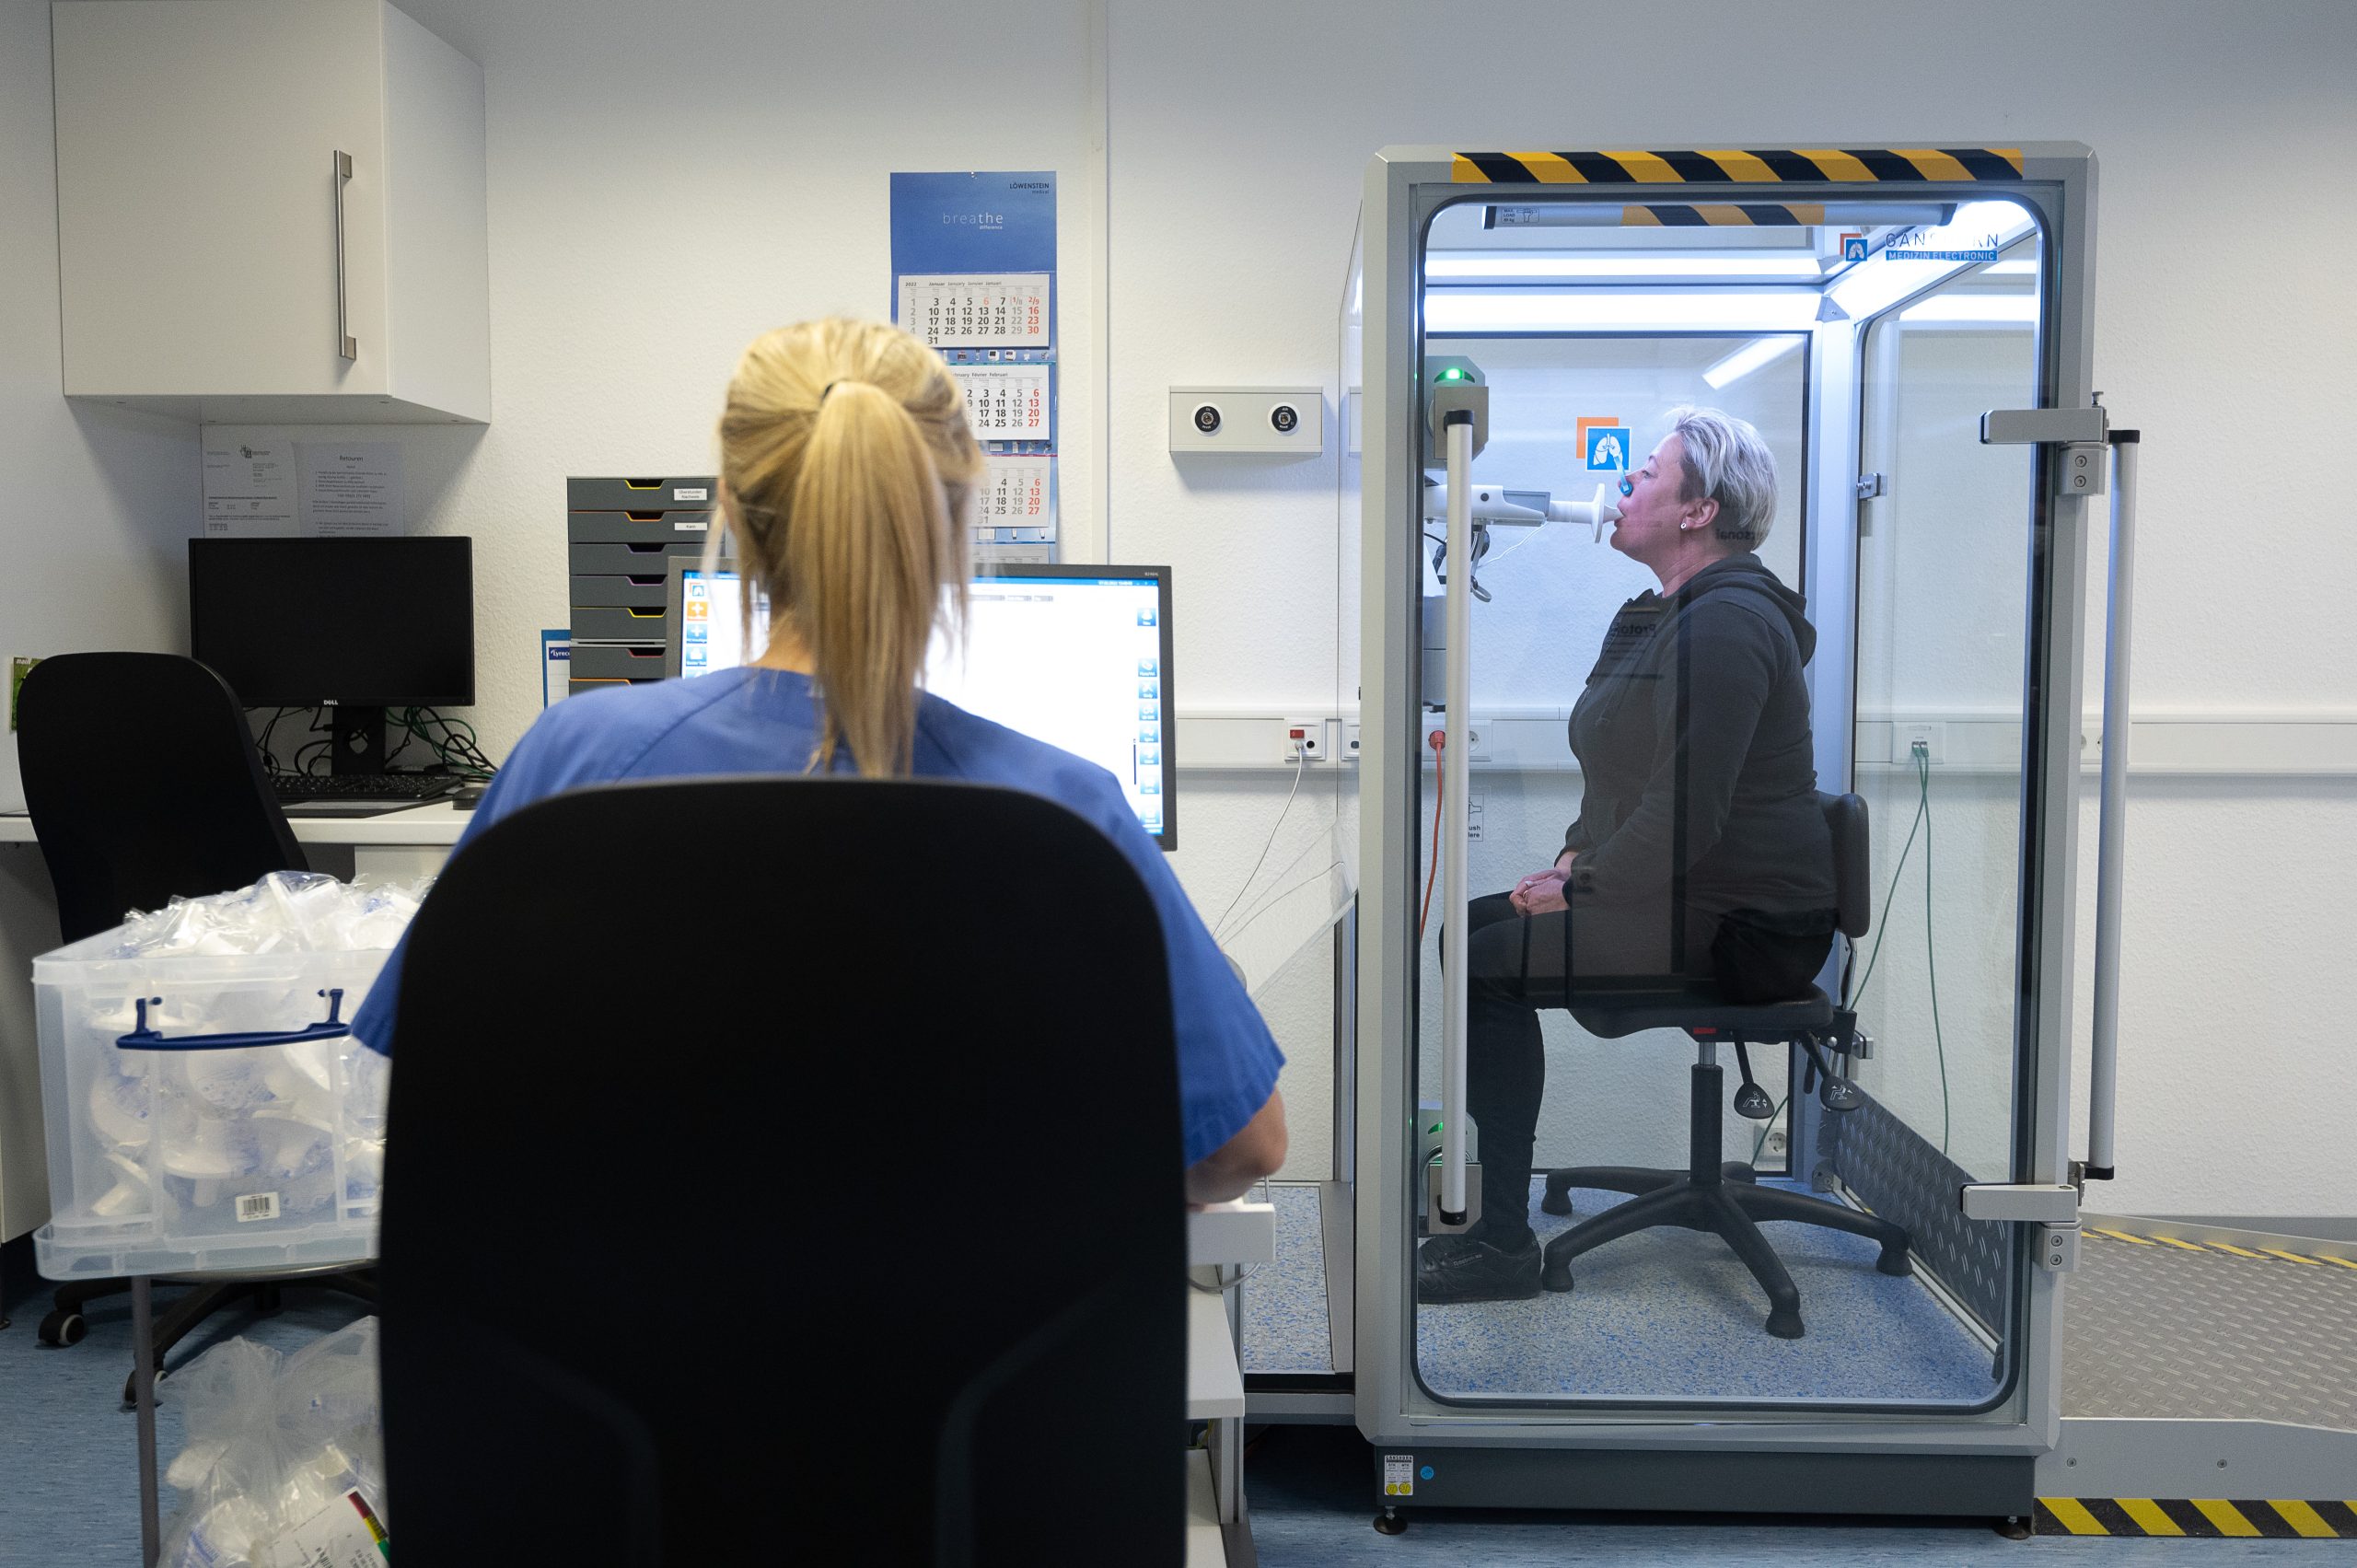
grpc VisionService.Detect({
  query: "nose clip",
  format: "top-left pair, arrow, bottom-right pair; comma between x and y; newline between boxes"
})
1617,475 -> 1635,498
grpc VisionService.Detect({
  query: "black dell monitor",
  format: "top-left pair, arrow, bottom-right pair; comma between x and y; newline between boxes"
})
189,537 -> 474,775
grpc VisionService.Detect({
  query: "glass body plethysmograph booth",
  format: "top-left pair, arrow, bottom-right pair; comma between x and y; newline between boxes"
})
1340,144 -> 2120,1522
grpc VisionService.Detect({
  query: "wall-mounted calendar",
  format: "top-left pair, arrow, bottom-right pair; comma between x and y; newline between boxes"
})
980,454 -> 1052,535
897,274 -> 1051,352
891,172 -> 1058,557
951,363 -> 1052,441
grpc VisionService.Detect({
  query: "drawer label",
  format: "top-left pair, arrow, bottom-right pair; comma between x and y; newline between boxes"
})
672,487 -> 709,502
674,518 -> 708,531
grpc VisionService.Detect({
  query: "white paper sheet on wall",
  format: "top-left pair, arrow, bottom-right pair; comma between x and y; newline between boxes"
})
296,442 -> 403,536
201,438 -> 298,537
951,364 -> 1051,441
897,273 -> 1051,350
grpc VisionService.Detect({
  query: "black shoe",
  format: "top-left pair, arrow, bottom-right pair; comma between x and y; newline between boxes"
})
1416,1234 -> 1541,1304
1420,1218 -> 1531,1265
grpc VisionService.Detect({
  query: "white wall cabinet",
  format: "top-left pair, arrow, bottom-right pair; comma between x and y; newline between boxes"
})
52,0 -> 489,424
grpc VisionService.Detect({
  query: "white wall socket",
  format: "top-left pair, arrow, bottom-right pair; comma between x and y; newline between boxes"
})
1897,720 -> 1946,765
1169,387 -> 1323,456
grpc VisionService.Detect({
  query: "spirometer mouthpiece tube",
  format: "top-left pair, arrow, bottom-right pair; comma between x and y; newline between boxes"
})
1547,483 -> 1624,542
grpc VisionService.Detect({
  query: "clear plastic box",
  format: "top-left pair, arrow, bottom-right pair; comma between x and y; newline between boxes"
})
33,932 -> 394,1280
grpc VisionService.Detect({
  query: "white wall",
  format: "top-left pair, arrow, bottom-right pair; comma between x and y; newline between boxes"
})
17,0 -> 2357,1216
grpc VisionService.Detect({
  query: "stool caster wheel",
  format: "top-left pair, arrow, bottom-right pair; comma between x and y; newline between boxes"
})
1375,1506 -> 1407,1535
1877,1244 -> 1913,1277
38,1308 -> 87,1347
1539,1259 -> 1575,1293
1765,1307 -> 1805,1340
122,1366 -> 163,1409
1538,1182 -> 1574,1217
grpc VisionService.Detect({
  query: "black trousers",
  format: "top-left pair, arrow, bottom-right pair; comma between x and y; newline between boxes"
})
1459,892 -> 1832,1242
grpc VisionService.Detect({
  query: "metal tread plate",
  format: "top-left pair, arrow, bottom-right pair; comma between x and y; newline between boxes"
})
2069,1222 -> 2357,1427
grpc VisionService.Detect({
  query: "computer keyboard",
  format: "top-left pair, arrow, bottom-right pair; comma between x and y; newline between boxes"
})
270,772 -> 464,804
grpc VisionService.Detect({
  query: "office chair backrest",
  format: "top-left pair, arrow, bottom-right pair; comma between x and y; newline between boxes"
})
380,778 -> 1187,1567
1823,791 -> 1870,941
17,652 -> 306,943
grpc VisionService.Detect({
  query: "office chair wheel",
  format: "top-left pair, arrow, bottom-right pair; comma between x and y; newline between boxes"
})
1538,1258 -> 1575,1293
1876,1242 -> 1913,1276
1765,1307 -> 1805,1340
38,1307 -> 87,1347
1539,1173 -> 1576,1215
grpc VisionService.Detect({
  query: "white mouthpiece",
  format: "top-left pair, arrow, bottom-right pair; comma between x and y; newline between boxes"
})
1546,483 -> 1624,542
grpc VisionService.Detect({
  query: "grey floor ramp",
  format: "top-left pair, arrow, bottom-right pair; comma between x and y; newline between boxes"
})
2068,1225 -> 2357,1427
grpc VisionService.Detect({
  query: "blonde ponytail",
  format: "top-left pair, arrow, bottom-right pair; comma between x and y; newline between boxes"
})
716,319 -> 983,775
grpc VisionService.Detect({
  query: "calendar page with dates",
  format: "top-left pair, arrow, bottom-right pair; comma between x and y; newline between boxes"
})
896,273 -> 1051,351
978,454 -> 1052,531
950,363 -> 1052,442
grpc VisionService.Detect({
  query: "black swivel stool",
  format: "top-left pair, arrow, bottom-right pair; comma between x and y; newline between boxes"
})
380,778 -> 1188,1566
1538,792 -> 1910,1340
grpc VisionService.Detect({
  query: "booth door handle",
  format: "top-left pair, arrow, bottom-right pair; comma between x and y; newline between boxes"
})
116,989 -> 352,1051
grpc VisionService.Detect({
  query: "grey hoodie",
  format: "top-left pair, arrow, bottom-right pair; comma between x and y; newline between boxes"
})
1560,552 -> 1837,928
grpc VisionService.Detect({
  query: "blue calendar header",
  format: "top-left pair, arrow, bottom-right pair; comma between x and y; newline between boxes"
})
889,171 -> 1058,315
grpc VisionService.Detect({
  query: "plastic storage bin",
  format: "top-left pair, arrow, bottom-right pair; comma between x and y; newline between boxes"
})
33,899 -> 400,1280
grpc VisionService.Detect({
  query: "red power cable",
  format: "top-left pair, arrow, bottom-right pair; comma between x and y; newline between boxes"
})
1418,727 -> 1446,939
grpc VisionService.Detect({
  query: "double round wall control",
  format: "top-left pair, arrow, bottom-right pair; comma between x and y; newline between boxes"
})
1271,404 -> 1300,435
1193,403 -> 1222,435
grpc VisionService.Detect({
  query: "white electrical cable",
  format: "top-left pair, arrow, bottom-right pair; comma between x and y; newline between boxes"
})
1209,749 -> 1308,939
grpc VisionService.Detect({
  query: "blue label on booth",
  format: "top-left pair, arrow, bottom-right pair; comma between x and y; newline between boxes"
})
1585,426 -> 1631,470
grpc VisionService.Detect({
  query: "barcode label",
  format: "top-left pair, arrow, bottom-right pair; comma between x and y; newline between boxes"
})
236,1192 -> 281,1224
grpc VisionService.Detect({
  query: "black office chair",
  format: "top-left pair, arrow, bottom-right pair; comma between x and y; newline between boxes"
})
17,653 -> 375,1386
1538,792 -> 1910,1340
380,778 -> 1187,1566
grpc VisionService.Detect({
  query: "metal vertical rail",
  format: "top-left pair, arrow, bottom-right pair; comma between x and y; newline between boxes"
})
2084,431 -> 2139,1181
1438,413 -> 1474,1223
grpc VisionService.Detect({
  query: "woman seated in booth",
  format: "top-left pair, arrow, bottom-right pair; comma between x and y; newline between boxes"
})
1419,407 -> 1838,1304
351,319 -> 1286,1204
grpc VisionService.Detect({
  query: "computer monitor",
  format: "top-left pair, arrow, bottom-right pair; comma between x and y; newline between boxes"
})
189,537 -> 474,775
666,557 -> 1178,849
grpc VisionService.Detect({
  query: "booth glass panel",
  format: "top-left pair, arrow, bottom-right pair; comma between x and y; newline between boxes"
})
1404,196 -> 2043,1411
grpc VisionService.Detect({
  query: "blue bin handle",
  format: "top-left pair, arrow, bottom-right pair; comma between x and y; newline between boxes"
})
115,989 -> 353,1051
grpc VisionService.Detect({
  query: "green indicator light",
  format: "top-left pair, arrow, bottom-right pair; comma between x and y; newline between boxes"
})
1438,367 -> 1464,381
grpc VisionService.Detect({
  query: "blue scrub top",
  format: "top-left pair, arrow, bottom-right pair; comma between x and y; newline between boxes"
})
350,668 -> 1284,1167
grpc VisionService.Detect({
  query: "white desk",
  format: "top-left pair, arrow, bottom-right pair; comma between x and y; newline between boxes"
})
1186,1198 -> 1273,1566
0,799 -> 470,878
0,804 -> 469,1245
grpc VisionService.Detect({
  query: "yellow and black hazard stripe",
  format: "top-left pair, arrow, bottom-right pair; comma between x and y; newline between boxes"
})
2083,1226 -> 2357,1269
2038,1497 -> 2357,1538
1450,148 -> 2024,186
1620,203 -> 1826,227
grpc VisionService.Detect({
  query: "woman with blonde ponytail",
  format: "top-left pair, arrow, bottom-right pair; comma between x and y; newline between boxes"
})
351,319 -> 1286,1203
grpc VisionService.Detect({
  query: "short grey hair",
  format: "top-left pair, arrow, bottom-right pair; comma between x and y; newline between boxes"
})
1665,405 -> 1778,550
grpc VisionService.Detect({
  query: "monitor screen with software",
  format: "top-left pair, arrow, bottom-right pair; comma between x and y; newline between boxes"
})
667,558 -> 1177,848
189,536 -> 474,773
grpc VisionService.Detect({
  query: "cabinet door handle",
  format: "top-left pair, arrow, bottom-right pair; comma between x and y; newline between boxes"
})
333,150 -> 357,360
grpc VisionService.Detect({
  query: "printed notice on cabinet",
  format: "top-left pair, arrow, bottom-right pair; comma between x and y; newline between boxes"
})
202,438 -> 299,537
296,443 -> 404,536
